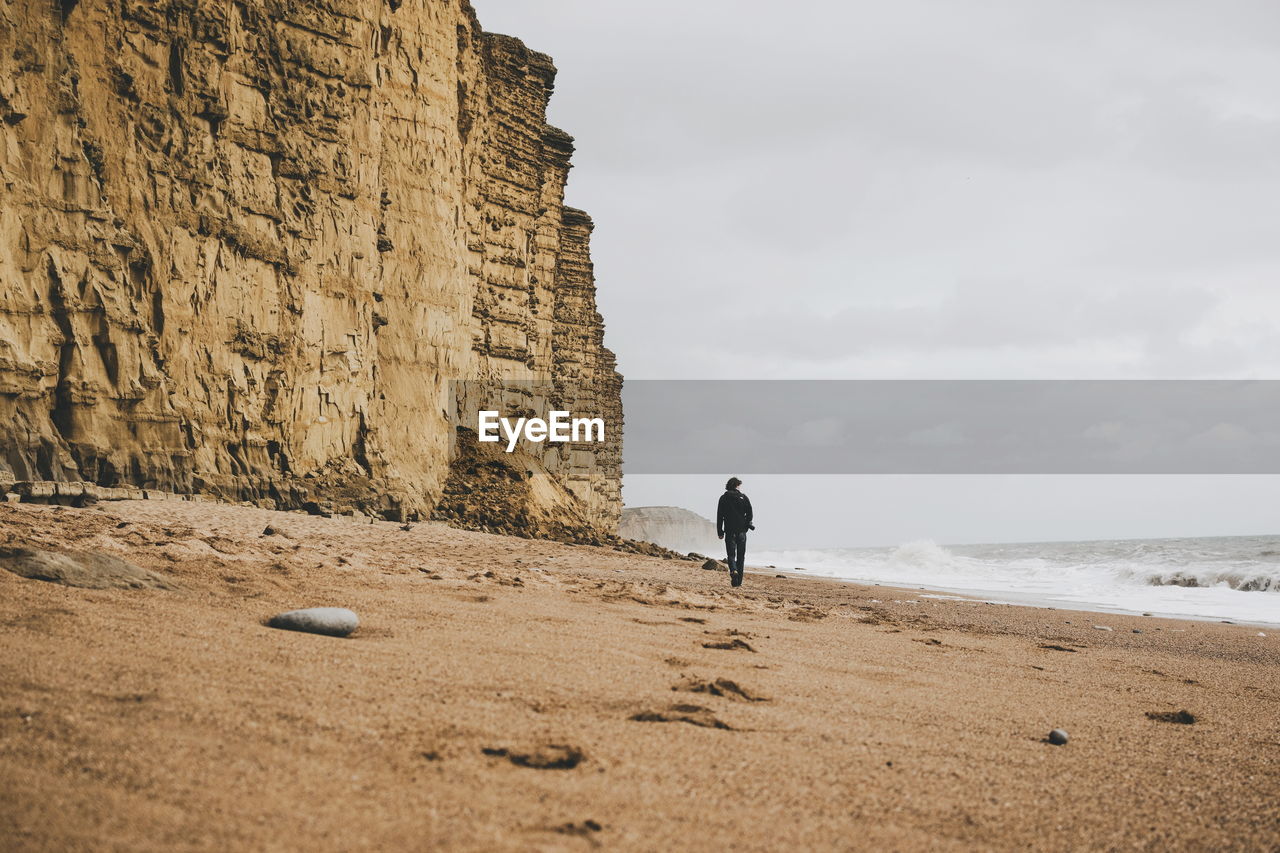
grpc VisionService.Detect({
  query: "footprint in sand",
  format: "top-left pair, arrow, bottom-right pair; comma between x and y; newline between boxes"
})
674,677 -> 768,702
466,570 -> 524,587
1146,710 -> 1197,725
702,638 -> 755,652
481,744 -> 586,769
701,628 -> 756,652
630,703 -> 732,730
553,820 -> 603,840
787,607 -> 827,622
1141,668 -> 1200,685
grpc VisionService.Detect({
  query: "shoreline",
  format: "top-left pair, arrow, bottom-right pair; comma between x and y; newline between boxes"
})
2,500 -> 1277,850
754,567 -> 1280,629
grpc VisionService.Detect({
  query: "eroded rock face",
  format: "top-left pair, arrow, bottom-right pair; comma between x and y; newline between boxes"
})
0,1 -> 620,531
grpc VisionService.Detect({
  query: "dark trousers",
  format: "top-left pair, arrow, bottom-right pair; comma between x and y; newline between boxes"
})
724,530 -> 747,575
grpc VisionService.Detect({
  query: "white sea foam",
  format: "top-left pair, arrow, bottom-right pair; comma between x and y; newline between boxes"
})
754,535 -> 1280,625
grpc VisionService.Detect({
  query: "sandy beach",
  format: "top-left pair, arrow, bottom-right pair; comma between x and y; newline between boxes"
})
1,499 -> 1277,851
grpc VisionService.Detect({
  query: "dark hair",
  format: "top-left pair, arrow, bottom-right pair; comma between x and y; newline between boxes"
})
725,477 -> 742,490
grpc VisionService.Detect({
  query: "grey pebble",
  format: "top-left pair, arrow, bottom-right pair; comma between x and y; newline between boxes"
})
1048,729 -> 1069,746
268,607 -> 359,637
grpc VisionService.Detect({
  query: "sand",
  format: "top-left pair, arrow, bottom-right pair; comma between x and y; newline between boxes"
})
1,500 -> 1277,851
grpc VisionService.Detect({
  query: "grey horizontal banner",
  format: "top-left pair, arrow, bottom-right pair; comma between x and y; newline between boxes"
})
621,380 -> 1280,474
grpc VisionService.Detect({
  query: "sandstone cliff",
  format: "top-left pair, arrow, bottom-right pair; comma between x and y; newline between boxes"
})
0,0 -> 621,530
619,506 -> 722,556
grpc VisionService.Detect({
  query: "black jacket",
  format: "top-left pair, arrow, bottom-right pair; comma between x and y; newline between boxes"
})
717,489 -> 753,536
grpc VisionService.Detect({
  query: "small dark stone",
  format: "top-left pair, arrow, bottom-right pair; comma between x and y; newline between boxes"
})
554,819 -> 603,838
262,526 -> 278,536
1048,729 -> 1069,745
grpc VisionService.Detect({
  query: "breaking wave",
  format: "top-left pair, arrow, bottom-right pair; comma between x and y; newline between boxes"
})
754,534 -> 1280,624
1140,571 -> 1275,592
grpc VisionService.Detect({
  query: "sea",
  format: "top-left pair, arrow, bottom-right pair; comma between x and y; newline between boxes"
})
753,535 -> 1280,626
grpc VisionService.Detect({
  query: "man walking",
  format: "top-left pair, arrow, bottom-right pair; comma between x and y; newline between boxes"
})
716,477 -> 754,587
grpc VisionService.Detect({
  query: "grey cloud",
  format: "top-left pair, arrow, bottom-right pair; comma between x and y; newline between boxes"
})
475,0 -> 1280,382
718,280 -> 1218,361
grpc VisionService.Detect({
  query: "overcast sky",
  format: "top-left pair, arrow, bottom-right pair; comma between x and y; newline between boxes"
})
475,1 -> 1280,547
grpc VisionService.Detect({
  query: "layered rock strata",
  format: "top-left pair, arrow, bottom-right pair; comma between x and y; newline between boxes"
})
0,0 -> 621,529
